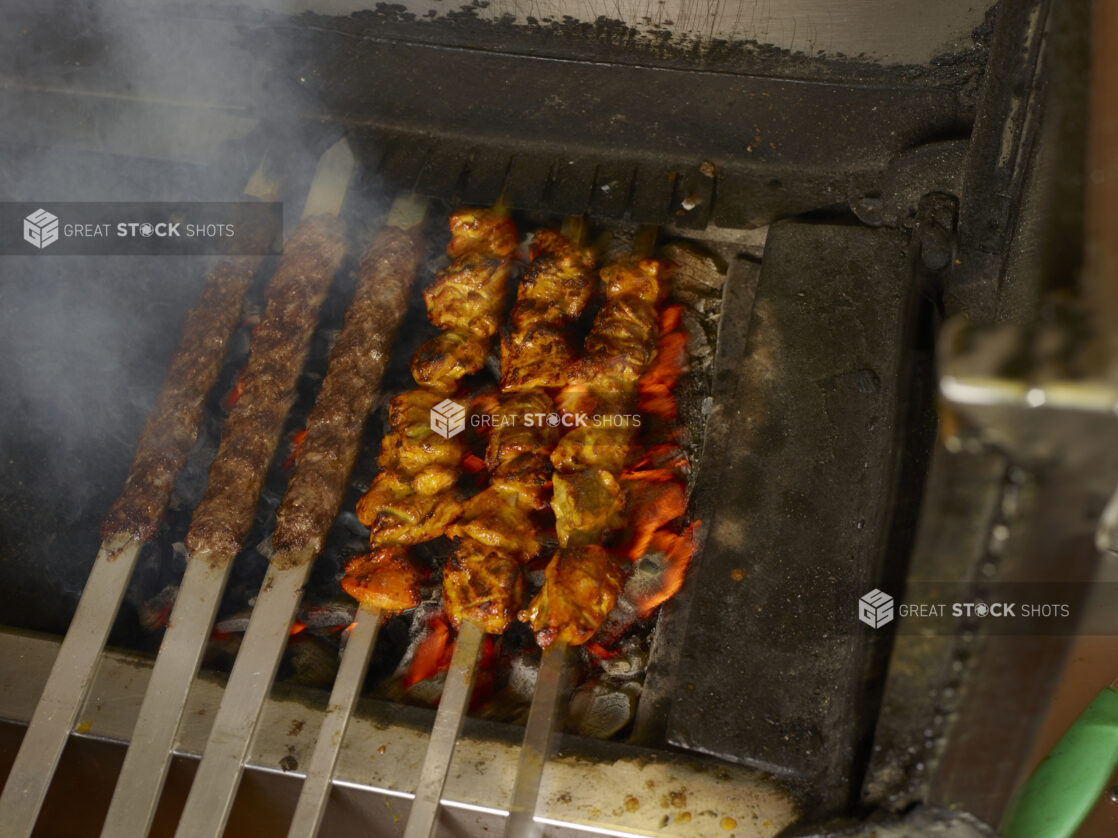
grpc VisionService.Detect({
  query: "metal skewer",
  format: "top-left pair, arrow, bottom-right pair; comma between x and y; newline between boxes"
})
503,223 -> 659,838
175,193 -> 428,838
504,641 -> 571,838
0,158 -> 280,838
286,605 -> 383,838
402,619 -> 486,838
0,534 -> 141,838
100,139 -> 355,838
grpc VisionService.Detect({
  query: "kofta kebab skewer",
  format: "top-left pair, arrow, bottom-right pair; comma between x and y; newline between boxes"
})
505,226 -> 674,838
402,218 -> 598,838
0,157 -> 279,838
172,195 -> 429,838
288,205 -> 517,838
100,139 -> 355,838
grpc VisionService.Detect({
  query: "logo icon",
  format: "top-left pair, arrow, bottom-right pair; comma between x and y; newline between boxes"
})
24,208 -> 59,249
859,589 -> 894,628
430,398 -> 466,439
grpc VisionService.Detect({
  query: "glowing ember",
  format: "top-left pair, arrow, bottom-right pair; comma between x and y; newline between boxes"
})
283,429 -> 308,469
461,452 -> 486,474
289,620 -> 307,636
223,372 -> 247,409
404,613 -> 453,689
629,522 -> 700,618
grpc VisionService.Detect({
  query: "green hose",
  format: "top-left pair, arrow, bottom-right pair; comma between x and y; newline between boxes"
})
1001,686 -> 1118,838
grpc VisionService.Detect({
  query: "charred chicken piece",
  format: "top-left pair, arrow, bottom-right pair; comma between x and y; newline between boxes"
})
340,546 -> 421,612
410,329 -> 488,393
511,230 -> 598,328
501,230 -> 597,391
551,467 -> 627,548
518,545 -> 628,647
358,479 -> 463,546
600,257 -> 669,306
447,209 -> 519,260
549,391 -> 640,473
448,484 -> 544,562
484,391 -> 559,478
572,297 -> 660,386
500,324 -> 578,392
423,253 -> 512,338
442,540 -> 525,633
376,391 -> 467,477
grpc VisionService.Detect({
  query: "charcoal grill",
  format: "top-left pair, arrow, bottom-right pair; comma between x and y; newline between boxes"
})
1,0 -> 1113,836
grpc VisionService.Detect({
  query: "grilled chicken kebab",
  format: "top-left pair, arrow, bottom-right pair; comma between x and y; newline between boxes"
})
441,230 -> 598,633
519,254 -> 674,647
344,207 -> 517,612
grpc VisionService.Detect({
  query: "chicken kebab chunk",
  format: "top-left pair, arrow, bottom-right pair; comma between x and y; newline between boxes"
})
343,207 -> 517,609
442,228 -> 598,634
519,255 -> 674,647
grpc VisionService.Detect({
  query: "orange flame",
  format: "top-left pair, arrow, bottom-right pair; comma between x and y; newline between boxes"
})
289,620 -> 307,636
631,522 -> 700,618
404,615 -> 453,688
283,429 -> 308,469
638,305 -> 688,421
621,475 -> 688,561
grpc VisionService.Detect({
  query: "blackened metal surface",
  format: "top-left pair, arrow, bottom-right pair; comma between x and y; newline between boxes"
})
662,222 -> 916,810
317,39 -> 969,227
860,448 -> 1008,812
0,6 -> 974,230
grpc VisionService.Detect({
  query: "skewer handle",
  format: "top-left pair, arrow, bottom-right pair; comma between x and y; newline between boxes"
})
403,620 -> 486,838
0,536 -> 141,838
100,552 -> 234,838
173,559 -> 312,838
504,641 -> 571,838
287,606 -> 384,838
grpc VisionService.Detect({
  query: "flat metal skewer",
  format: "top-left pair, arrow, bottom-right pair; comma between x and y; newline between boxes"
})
286,605 -> 383,838
504,223 -> 656,838
0,156 -> 280,838
171,550 -> 313,837
503,642 -> 570,838
101,139 -> 355,838
98,550 -> 235,836
174,192 -> 426,838
0,535 -> 141,838
402,619 -> 486,838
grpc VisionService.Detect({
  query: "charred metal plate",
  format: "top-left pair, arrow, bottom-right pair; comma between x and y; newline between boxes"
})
662,222 -> 915,808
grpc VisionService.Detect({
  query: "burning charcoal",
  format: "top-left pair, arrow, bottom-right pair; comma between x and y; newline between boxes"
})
138,584 -> 179,632
506,649 -> 540,704
660,241 -> 726,297
595,637 -> 648,683
406,671 -> 448,706
567,682 -> 637,739
213,609 -> 253,636
298,598 -> 357,633
284,633 -> 339,688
